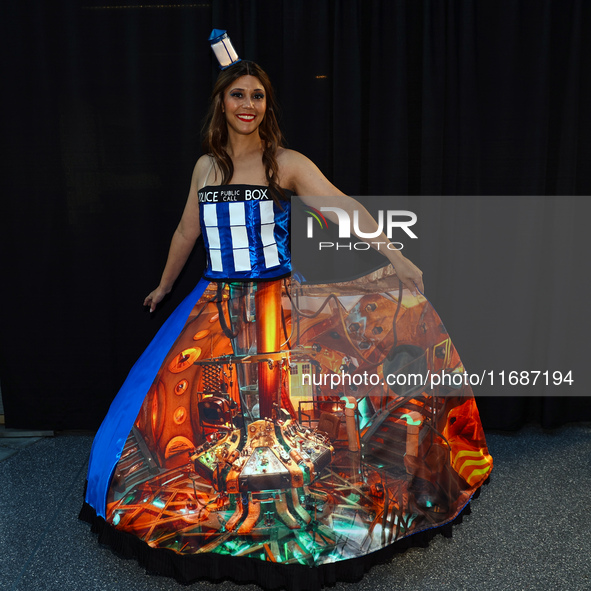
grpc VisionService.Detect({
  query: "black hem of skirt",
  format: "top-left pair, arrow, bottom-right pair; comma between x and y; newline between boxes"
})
79,479 -> 487,591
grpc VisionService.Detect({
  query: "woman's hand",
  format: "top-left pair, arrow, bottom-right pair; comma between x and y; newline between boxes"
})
390,253 -> 424,296
143,285 -> 171,313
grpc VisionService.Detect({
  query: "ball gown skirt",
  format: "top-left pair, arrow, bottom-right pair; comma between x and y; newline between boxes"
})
80,264 -> 492,590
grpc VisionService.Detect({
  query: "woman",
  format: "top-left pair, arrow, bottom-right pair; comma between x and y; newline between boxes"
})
81,61 -> 491,590
144,61 -> 424,313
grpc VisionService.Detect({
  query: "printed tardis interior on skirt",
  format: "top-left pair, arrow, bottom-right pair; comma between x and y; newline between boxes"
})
105,271 -> 492,565
198,185 -> 292,280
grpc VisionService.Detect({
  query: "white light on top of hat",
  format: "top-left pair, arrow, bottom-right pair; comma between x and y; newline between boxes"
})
209,29 -> 240,69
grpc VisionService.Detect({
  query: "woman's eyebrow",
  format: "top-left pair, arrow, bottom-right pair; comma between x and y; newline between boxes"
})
229,87 -> 264,92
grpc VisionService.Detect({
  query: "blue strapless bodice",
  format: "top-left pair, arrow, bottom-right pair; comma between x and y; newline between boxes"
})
198,184 -> 292,281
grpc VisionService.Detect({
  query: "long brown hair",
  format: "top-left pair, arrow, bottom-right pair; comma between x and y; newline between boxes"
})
201,61 -> 286,202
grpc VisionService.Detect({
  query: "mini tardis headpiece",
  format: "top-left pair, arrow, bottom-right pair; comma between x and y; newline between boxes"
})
209,29 -> 241,69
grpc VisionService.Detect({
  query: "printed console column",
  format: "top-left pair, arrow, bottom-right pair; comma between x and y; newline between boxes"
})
255,280 -> 282,419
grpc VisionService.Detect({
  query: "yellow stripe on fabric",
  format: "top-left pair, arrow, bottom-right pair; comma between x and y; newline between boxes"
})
459,458 -> 492,470
465,465 -> 493,485
454,449 -> 488,461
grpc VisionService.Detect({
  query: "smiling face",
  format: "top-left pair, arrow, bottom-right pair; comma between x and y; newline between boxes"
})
222,75 -> 267,136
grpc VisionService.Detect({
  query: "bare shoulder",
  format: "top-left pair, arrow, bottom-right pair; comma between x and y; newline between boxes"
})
277,148 -> 322,191
189,154 -> 215,189
277,148 -> 315,170
194,154 -> 214,176
277,148 -> 343,197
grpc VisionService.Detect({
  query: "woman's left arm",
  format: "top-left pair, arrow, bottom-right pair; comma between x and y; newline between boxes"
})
283,150 -> 424,294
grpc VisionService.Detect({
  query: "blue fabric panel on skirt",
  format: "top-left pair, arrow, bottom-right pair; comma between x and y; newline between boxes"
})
84,278 -> 209,517
199,191 -> 291,281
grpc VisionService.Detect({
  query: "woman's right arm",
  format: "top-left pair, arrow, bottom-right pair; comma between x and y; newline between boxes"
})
143,156 -> 210,312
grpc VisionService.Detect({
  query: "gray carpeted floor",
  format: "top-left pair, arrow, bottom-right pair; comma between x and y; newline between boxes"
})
1,424 -> 589,591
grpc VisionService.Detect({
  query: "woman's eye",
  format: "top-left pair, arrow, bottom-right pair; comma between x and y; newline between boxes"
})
254,94 -> 265,100
230,92 -> 242,98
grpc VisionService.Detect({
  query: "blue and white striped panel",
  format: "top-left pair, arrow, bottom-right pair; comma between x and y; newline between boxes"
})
202,200 -> 280,276
229,203 -> 251,271
202,204 -> 223,272
259,201 -> 279,268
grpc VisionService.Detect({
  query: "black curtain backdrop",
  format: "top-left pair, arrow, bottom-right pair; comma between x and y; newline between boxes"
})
1,0 -> 590,431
